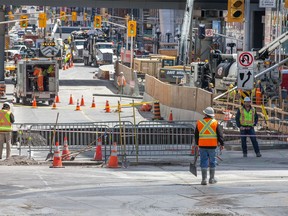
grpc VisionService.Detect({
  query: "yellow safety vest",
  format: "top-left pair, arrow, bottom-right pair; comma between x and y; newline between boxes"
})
0,110 -> 12,131
239,107 -> 255,126
197,118 -> 218,147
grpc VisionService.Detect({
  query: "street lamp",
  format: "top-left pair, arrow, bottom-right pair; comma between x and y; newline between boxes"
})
156,28 -> 161,54
166,31 -> 172,43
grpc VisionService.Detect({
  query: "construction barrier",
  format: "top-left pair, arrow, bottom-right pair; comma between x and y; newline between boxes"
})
12,120 -> 288,164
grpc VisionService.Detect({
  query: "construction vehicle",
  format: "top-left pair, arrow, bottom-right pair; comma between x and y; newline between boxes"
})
70,30 -> 90,62
14,58 -> 59,105
83,32 -> 114,66
210,31 -> 288,97
133,55 -> 177,79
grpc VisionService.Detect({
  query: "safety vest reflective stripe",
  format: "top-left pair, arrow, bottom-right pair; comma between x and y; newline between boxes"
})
54,152 -> 61,157
197,118 -> 218,147
240,107 -> 255,126
0,110 -> 12,131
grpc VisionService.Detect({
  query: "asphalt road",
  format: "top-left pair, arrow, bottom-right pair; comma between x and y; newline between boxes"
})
0,149 -> 288,216
5,63 -> 150,124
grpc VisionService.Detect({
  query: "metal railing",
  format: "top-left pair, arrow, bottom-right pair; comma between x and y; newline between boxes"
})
12,120 -> 288,163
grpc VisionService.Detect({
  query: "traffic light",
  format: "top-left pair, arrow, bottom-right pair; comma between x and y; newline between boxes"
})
198,24 -> 205,40
286,0 -> 288,8
127,20 -> 137,37
60,11 -> 66,21
72,12 -> 77,22
227,0 -> 245,23
94,15 -> 102,28
83,12 -> 87,21
20,15 -> 28,28
38,13 -> 47,28
8,11 -> 14,20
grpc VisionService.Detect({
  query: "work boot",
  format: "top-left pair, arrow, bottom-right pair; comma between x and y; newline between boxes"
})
209,168 -> 217,184
201,168 -> 208,185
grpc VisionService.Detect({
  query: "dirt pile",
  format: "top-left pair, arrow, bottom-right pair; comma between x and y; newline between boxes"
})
0,155 -> 41,166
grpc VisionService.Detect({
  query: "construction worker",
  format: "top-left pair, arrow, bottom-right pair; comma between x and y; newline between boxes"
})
117,72 -> 126,94
0,102 -> 15,160
194,107 -> 225,185
227,84 -> 236,101
235,97 -> 262,158
33,65 -> 44,91
207,82 -> 215,93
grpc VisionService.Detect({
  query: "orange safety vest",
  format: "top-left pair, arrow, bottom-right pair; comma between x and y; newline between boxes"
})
197,118 -> 218,147
0,110 -> 12,131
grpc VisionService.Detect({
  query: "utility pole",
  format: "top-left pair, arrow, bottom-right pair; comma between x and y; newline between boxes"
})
243,0 -> 250,51
0,6 -> 6,98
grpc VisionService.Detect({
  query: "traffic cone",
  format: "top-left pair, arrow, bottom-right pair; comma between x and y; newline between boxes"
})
52,100 -> 57,109
191,145 -> 196,156
105,100 -> 111,113
50,141 -> 64,168
32,96 -> 37,108
80,95 -> 85,106
91,97 -> 96,108
152,101 -> 163,120
168,110 -> 173,122
75,99 -> 81,111
69,94 -> 74,105
93,137 -> 103,161
107,142 -> 119,168
55,95 -> 60,103
61,137 -> 70,161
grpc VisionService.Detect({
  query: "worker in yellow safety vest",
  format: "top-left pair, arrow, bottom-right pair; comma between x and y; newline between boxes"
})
0,102 -> 15,160
235,97 -> 261,158
194,107 -> 225,185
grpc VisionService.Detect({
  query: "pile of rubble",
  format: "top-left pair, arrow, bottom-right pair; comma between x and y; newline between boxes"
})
0,155 -> 42,166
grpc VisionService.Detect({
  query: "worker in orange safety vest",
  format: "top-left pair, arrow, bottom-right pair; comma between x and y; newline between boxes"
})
33,65 -> 44,91
194,107 -> 225,185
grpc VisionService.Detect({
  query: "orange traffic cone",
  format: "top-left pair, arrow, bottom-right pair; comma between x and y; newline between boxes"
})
107,142 -> 119,168
75,99 -> 81,111
93,137 -> 103,161
105,100 -> 111,113
52,100 -> 57,109
69,94 -> 74,105
62,137 -> 70,161
32,96 -> 37,108
80,95 -> 85,106
168,110 -> 173,122
50,141 -> 64,168
55,95 -> 60,103
191,145 -> 196,156
91,97 -> 96,108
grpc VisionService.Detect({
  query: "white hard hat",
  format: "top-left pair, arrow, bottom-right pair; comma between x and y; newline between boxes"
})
203,107 -> 215,117
244,97 -> 251,102
3,102 -> 10,108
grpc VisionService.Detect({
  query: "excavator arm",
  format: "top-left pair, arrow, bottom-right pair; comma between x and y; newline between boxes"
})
258,31 -> 288,60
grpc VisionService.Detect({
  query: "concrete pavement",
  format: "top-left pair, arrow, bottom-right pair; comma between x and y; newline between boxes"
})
0,149 -> 288,215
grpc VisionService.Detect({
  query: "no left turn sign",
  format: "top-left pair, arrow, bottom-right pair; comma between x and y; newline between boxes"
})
238,51 -> 254,68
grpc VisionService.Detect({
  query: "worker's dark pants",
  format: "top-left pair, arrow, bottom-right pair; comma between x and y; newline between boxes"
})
240,127 -> 260,154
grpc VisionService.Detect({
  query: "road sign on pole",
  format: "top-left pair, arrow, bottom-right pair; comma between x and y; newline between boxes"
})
237,68 -> 254,90
237,51 -> 255,68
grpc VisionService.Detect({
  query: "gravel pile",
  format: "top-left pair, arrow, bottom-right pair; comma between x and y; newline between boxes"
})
0,155 -> 42,166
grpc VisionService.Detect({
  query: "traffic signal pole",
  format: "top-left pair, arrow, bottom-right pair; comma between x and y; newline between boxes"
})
0,8 -> 5,87
243,0 -> 250,51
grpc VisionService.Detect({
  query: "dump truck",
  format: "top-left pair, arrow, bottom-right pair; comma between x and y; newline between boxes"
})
14,58 -> 59,105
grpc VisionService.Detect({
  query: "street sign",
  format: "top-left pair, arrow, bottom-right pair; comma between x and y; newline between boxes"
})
237,68 -> 254,90
205,29 -> 214,37
237,51 -> 255,68
259,0 -> 276,8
